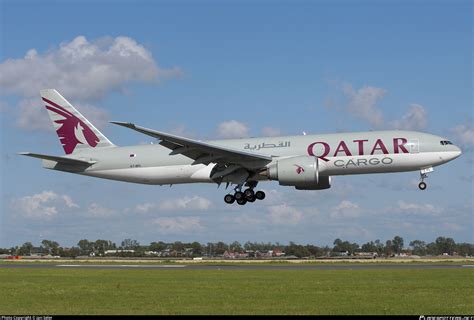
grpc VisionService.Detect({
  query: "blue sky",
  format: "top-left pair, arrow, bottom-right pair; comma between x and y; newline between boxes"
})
1,0 -> 472,248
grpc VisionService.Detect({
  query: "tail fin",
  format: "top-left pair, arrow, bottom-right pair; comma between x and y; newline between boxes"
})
40,89 -> 115,154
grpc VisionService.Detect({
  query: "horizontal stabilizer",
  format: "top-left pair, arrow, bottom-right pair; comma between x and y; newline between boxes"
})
18,152 -> 96,166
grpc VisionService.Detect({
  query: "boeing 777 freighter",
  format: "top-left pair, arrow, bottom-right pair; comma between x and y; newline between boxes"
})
21,89 -> 462,205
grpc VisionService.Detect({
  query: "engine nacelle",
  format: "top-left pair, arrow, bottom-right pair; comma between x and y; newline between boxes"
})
266,156 -> 331,190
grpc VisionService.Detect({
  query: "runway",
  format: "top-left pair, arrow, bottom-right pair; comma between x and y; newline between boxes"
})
1,263 -> 473,270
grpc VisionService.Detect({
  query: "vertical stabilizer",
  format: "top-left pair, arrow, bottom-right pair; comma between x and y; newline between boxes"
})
40,89 -> 115,154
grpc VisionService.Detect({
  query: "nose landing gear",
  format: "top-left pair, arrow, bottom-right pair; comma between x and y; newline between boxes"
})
418,167 -> 433,191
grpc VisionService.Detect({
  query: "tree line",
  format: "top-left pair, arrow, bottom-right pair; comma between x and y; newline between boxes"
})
1,236 -> 473,258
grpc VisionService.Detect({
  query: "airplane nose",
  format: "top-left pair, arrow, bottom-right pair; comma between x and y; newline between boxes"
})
440,145 -> 462,163
454,145 -> 462,158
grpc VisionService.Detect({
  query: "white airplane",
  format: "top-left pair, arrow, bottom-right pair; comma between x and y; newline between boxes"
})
21,89 -> 462,205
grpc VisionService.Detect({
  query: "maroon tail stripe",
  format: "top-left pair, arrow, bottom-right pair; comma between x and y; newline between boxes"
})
45,105 -> 70,120
42,97 -> 74,117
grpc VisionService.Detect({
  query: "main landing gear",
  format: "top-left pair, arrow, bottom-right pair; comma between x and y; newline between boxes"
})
418,167 -> 433,191
224,183 -> 266,205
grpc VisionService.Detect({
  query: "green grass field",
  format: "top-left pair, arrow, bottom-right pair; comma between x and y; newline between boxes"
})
1,267 -> 473,315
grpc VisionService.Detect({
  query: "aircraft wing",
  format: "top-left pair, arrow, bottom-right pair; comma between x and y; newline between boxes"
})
110,122 -> 273,169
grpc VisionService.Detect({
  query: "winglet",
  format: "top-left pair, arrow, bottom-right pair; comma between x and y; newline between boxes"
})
110,121 -> 136,129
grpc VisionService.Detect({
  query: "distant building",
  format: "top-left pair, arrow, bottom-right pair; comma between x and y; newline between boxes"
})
223,251 -> 248,259
255,250 -> 273,258
272,248 -> 285,257
332,251 -> 349,257
104,249 -> 135,255
354,252 -> 378,258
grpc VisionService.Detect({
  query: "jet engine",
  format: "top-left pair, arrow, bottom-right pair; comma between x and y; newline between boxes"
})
265,156 -> 331,190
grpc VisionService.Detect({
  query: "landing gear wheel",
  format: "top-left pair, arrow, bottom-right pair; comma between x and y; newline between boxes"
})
246,195 -> 256,203
224,194 -> 235,204
418,169 -> 431,191
237,198 -> 247,205
255,191 -> 266,200
234,191 -> 245,201
244,188 -> 255,199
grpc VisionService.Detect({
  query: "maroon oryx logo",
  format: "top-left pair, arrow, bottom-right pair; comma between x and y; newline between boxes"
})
43,97 -> 99,154
294,164 -> 305,174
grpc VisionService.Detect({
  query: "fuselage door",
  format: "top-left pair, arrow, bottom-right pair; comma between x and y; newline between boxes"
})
408,139 -> 420,154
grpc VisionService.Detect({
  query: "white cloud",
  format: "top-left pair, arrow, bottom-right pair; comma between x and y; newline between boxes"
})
151,217 -> 203,234
16,98 -> 52,132
159,196 -> 212,211
330,200 -> 361,219
75,103 -> 110,131
216,120 -> 249,139
227,214 -> 264,226
12,191 -> 78,220
331,181 -> 356,196
397,200 -> 442,215
342,83 -> 385,128
261,127 -> 281,137
260,189 -> 286,205
0,35 -> 181,100
442,222 -> 463,231
62,195 -> 79,209
87,203 -> 115,217
390,104 -> 428,130
267,204 -> 303,225
15,98 -> 109,132
135,202 -> 157,213
1,35 -> 180,133
133,196 -> 212,213
337,82 -> 429,130
451,121 -> 474,148
168,124 -> 197,139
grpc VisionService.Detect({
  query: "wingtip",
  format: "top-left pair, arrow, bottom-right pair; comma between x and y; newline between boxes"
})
110,121 -> 135,128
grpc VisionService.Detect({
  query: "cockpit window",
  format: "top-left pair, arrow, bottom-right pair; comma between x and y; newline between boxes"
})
440,141 -> 453,146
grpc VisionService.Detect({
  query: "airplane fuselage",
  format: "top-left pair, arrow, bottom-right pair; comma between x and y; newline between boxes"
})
42,130 -> 461,186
